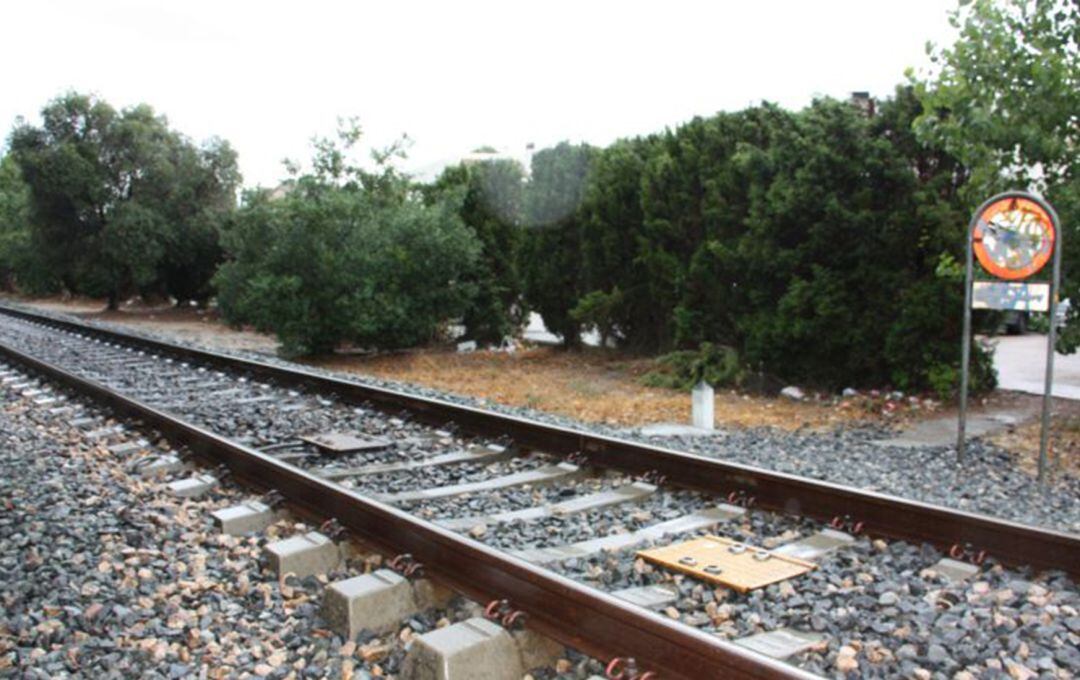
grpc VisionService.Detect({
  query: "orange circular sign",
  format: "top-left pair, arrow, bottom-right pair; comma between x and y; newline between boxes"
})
972,196 -> 1055,280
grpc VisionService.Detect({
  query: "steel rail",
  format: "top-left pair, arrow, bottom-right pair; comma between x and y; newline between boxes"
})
2,303 -> 1078,579
0,328 -> 810,680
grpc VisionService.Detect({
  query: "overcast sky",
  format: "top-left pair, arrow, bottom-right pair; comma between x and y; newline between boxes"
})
1,0 -> 959,187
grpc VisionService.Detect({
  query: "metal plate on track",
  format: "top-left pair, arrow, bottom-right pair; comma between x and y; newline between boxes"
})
301,431 -> 392,454
773,529 -> 854,561
931,557 -> 980,582
637,536 -> 815,592
734,628 -> 825,659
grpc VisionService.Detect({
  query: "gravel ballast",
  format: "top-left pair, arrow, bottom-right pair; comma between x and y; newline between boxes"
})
0,375 -> 597,679
553,506 -> 1080,678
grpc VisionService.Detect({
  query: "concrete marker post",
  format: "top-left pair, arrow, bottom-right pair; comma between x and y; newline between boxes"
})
691,380 -> 714,430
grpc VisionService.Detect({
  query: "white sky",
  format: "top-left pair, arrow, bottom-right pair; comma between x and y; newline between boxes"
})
1,0 -> 959,187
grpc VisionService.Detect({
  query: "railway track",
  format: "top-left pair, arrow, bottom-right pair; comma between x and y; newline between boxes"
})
1,302 -> 1078,679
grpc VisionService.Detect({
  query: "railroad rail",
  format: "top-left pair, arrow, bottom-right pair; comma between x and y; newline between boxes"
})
1,303 -> 1076,577
0,302 -> 1078,679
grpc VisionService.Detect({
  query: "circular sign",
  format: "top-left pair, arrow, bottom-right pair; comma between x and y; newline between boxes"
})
972,196 -> 1055,280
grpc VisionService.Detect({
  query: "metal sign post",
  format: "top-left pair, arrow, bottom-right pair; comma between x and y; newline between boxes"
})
957,191 -> 1062,483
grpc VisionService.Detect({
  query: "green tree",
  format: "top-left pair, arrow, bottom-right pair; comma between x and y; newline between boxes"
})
0,153 -> 56,293
557,89 -> 995,391
427,159 -> 526,344
578,136 -> 659,349
214,123 -> 480,356
914,0 -> 1078,194
914,0 -> 1079,349
521,142 -> 594,347
9,92 -> 239,307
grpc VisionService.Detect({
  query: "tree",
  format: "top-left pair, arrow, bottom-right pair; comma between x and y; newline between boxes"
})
578,136 -> 659,349
521,142 -> 594,347
913,0 -> 1078,194
0,153 -> 56,293
523,90 -> 994,391
214,123 -> 480,356
427,159 -> 526,344
914,0 -> 1080,349
8,92 -> 239,307
157,137 -> 241,305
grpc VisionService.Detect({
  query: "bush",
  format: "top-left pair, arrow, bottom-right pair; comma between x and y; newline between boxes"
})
522,88 -> 989,393
521,143 -> 595,347
215,183 -> 479,356
925,340 -> 997,401
641,342 -> 743,390
570,287 -> 624,347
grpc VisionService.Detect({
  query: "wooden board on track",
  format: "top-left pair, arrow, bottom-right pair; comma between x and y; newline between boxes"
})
637,536 -> 815,592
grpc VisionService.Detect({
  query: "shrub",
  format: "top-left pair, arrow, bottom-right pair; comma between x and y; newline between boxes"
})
521,142 -> 595,347
215,183 -> 479,356
925,340 -> 997,401
523,88 -> 990,393
641,342 -> 743,390
570,287 -> 624,347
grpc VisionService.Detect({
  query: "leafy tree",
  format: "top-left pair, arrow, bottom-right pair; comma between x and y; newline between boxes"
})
914,0 -> 1079,349
578,137 -> 661,349
214,124 -> 480,356
914,0 -> 1077,194
157,138 -> 241,305
0,153 -> 56,293
542,89 -> 995,391
521,142 -> 594,347
8,92 -> 239,307
427,159 -> 526,344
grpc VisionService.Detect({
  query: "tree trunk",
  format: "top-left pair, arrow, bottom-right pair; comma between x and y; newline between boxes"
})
106,290 -> 119,311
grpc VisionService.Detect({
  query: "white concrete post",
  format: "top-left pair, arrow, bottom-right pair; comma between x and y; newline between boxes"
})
692,380 -> 714,430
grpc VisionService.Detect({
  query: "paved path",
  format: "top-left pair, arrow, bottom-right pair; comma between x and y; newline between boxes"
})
872,407 -> 1035,448
875,333 -> 1078,448
993,334 -> 1080,400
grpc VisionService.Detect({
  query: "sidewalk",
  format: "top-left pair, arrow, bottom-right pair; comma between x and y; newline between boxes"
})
993,334 -> 1080,400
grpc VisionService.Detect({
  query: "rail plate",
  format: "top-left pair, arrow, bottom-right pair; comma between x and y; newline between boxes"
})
638,536 -> 815,592
301,431 -> 393,454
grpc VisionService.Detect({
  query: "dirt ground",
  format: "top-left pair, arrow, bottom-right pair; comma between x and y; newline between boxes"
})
22,297 -> 278,355
988,401 -> 1080,479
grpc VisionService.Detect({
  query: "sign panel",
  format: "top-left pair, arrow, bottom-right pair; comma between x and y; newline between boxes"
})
972,195 -> 1055,280
971,281 -> 1050,312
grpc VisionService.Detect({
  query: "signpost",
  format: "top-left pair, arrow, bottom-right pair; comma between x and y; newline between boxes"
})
958,191 -> 1062,482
